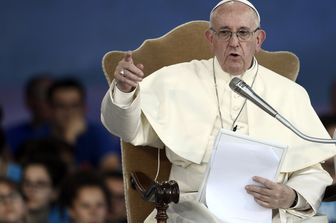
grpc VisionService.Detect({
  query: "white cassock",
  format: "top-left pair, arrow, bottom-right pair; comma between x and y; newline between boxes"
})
101,57 -> 336,223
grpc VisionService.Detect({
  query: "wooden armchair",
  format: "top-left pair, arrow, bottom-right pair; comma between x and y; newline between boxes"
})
102,20 -> 300,223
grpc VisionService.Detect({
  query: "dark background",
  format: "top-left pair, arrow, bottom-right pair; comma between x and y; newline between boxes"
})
1,0 -> 336,126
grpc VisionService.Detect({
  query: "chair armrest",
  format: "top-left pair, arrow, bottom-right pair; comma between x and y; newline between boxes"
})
130,171 -> 180,204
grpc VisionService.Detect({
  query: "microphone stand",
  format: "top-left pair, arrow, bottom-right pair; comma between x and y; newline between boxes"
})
275,114 -> 336,144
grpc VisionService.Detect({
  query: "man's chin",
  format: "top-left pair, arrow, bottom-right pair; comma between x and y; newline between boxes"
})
224,67 -> 245,76
221,61 -> 245,75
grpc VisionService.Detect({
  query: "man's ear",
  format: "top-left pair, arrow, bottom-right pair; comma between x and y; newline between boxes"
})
205,29 -> 215,51
255,29 -> 266,52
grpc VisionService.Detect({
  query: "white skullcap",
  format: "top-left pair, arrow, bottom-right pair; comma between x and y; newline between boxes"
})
211,0 -> 260,23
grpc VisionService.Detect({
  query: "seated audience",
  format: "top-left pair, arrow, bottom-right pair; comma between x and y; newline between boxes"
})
0,177 -> 27,223
60,170 -> 110,223
5,75 -> 53,155
103,171 -> 127,223
47,77 -> 121,169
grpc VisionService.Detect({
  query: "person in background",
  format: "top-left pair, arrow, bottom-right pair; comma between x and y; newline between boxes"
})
16,138 -> 76,174
0,177 -> 27,223
22,157 -> 68,223
103,171 -> 127,223
5,74 -> 53,155
47,77 -> 121,170
0,106 -> 21,182
59,170 -> 110,223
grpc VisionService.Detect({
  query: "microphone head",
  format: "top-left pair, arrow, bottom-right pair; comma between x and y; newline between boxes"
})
229,77 -> 244,93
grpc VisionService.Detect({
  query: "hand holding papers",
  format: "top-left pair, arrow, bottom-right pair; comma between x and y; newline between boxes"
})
198,129 -> 287,223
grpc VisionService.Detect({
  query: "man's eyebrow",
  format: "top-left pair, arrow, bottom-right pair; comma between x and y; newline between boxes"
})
218,26 -> 251,30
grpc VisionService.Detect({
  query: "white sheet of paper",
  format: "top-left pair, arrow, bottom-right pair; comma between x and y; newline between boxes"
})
203,129 -> 287,223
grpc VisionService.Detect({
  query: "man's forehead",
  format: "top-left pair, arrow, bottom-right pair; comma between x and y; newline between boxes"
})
212,10 -> 257,30
211,0 -> 260,23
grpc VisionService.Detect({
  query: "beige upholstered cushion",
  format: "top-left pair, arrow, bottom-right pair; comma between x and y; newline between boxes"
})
102,20 -> 300,223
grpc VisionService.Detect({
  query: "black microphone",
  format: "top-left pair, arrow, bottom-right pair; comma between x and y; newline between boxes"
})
229,77 -> 336,144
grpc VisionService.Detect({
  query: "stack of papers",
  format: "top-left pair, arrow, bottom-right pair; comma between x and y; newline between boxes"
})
198,129 -> 287,223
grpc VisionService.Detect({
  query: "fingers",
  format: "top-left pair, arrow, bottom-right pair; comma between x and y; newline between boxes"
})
118,61 -> 144,78
118,66 -> 143,81
136,63 -> 144,70
245,184 -> 272,197
117,51 -> 144,77
124,51 -> 133,63
245,176 -> 296,209
245,176 -> 275,196
118,69 -> 142,87
113,52 -> 144,92
245,185 -> 275,208
252,176 -> 275,189
247,190 -> 270,203
254,198 -> 271,208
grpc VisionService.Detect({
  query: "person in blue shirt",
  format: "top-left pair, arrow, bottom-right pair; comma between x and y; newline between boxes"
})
59,170 -> 110,223
5,75 -> 53,155
47,77 -> 121,169
22,156 -> 69,223
14,138 -> 72,223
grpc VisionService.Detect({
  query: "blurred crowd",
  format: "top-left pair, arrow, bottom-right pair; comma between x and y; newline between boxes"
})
0,74 -> 126,223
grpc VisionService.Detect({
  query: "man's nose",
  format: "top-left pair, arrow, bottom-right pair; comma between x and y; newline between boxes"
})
228,33 -> 239,47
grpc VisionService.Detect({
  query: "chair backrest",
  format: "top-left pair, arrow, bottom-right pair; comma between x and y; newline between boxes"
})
102,20 -> 300,223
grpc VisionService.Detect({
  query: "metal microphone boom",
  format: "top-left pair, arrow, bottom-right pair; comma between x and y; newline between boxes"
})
229,77 -> 336,144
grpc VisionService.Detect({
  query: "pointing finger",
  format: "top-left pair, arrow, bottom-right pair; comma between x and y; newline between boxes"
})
124,51 -> 133,63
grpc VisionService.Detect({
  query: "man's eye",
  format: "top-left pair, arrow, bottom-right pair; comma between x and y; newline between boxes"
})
237,30 -> 250,36
219,30 -> 231,36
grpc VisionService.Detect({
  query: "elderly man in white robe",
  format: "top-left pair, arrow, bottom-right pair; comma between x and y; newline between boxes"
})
101,0 -> 336,222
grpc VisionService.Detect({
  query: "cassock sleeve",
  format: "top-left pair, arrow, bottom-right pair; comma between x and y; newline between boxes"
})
101,80 -> 164,148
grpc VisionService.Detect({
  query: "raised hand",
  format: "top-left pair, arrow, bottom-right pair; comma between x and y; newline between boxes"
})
114,51 -> 144,93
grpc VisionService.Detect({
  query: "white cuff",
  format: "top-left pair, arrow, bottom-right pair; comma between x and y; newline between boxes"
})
110,80 -> 137,108
290,191 -> 310,210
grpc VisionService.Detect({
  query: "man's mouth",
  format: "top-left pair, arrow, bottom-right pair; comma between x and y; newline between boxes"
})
229,53 -> 240,57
